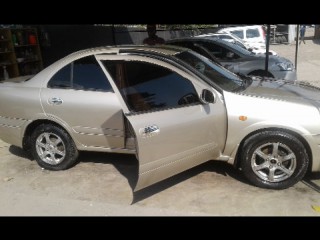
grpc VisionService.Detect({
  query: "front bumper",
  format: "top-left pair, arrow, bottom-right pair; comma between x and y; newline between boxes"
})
271,69 -> 297,81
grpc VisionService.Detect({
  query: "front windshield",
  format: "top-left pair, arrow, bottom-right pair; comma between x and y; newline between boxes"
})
222,41 -> 254,55
175,51 -> 243,92
233,40 -> 246,49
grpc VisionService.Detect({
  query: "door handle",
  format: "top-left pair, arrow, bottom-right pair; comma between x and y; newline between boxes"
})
144,125 -> 160,134
139,124 -> 160,138
48,97 -> 63,105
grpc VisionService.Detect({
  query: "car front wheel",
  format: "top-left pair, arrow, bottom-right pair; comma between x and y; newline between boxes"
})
240,130 -> 309,189
30,124 -> 79,170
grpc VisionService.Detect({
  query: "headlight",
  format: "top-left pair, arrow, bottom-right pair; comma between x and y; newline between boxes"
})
276,62 -> 294,71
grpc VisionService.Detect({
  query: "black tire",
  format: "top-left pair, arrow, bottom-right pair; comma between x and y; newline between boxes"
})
240,130 -> 309,189
30,123 -> 79,170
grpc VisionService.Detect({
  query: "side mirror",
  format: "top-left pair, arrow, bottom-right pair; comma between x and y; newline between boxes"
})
200,89 -> 215,104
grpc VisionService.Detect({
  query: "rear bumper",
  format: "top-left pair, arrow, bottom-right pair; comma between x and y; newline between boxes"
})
0,125 -> 23,147
0,116 -> 28,148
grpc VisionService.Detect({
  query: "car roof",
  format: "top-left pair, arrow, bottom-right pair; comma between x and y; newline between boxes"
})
64,45 -> 185,61
26,45 -> 190,87
167,37 -> 252,56
219,25 -> 263,31
168,37 -> 232,47
45,44 -> 188,74
195,33 -> 230,37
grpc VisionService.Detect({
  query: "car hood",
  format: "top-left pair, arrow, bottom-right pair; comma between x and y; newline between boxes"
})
243,54 -> 287,62
251,49 -> 277,56
240,79 -> 320,108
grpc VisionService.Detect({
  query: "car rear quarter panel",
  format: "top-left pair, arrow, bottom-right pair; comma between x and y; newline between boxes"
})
0,82 -> 43,147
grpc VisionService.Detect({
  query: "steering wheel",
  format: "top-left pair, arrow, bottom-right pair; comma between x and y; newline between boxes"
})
178,93 -> 198,105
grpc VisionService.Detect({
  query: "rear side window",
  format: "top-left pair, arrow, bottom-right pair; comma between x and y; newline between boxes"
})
48,64 -> 71,88
230,30 -> 244,39
48,56 -> 113,92
246,29 -> 260,38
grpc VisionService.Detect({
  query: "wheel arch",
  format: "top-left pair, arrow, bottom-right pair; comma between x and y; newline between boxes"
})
22,119 -> 75,152
234,127 -> 312,172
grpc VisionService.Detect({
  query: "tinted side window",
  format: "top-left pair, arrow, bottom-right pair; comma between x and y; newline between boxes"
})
103,61 -> 200,112
48,64 -> 71,88
197,42 -> 225,59
230,30 -> 244,39
72,56 -> 112,91
246,29 -> 260,38
199,42 -> 240,60
48,56 -> 112,92
220,35 -> 232,40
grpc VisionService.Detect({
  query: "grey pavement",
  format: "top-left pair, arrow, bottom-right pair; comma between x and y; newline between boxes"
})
1,28 -> 320,216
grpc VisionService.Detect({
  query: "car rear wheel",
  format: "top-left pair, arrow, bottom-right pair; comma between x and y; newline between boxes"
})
240,130 -> 309,189
30,124 -> 79,170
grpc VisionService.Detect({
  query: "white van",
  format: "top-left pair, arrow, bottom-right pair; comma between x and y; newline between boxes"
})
195,32 -> 277,55
217,25 -> 266,49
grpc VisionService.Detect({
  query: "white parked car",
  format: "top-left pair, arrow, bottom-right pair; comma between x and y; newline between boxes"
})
217,25 -> 267,49
195,32 -> 277,55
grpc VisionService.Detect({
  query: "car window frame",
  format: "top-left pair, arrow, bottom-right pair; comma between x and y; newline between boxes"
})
188,40 -> 241,61
230,30 -> 244,39
95,54 -> 213,115
47,55 -> 114,93
246,28 -> 260,39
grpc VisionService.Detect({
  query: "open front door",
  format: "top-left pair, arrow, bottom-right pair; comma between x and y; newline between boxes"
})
97,55 -> 227,191
126,105 -> 223,191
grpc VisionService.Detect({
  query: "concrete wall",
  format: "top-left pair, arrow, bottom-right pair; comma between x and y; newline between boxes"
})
38,25 -> 115,67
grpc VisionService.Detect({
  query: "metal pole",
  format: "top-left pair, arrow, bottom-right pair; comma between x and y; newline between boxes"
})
295,24 -> 300,71
111,24 -> 116,45
265,24 -> 271,76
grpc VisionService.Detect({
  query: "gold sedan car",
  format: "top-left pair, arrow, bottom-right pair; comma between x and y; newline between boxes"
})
0,45 -> 319,191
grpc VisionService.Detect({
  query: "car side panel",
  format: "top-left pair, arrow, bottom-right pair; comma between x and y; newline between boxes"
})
0,83 -> 42,147
40,88 -> 125,150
